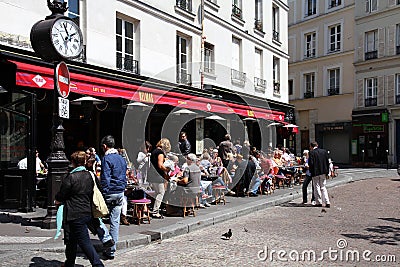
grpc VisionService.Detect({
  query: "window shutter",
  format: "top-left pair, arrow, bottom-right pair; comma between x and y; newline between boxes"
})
388,25 -> 395,55
357,79 -> 364,108
377,76 -> 384,106
378,28 -> 385,58
387,75 -> 395,105
357,33 -> 364,61
365,0 -> 370,12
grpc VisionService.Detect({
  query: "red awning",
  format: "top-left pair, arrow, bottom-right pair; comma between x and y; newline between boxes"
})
13,60 -> 285,122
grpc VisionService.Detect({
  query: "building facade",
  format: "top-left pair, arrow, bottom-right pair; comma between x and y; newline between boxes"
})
353,0 -> 400,166
288,0 -> 355,164
0,0 -> 292,207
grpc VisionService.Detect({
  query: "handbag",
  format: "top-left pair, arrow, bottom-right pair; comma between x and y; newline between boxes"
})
89,171 -> 109,218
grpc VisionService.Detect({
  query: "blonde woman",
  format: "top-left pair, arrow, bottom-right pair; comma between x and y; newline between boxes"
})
148,138 -> 171,218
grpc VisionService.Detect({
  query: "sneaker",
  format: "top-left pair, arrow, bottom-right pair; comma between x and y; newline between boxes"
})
204,202 -> 211,207
103,239 -> 115,248
311,201 -> 316,205
226,189 -> 236,196
198,204 -> 206,209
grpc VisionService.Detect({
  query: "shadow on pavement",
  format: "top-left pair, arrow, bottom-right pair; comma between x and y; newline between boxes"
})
279,202 -> 309,208
28,257 -> 71,267
342,217 -> 400,246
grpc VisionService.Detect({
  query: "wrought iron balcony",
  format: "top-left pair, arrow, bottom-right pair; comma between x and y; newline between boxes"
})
254,19 -> 263,31
177,71 -> 192,86
365,97 -> 377,107
232,4 -> 242,19
396,45 -> 400,55
272,30 -> 280,42
396,94 -> 400,104
273,82 -> 280,95
116,55 -> 139,74
254,77 -> 266,92
304,51 -> 316,58
231,69 -> 246,85
304,91 -> 314,98
176,0 -> 192,13
328,87 -> 339,96
328,0 -> 341,8
365,50 -> 377,60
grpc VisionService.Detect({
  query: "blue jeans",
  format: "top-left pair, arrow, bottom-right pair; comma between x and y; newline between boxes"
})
64,216 -> 104,267
103,192 -> 124,256
96,218 -> 113,244
249,176 -> 261,194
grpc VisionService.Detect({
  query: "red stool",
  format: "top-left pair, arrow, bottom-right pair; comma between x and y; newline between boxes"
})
129,198 -> 151,225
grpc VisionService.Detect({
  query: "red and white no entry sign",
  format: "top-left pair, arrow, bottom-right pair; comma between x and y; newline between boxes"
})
55,61 -> 70,98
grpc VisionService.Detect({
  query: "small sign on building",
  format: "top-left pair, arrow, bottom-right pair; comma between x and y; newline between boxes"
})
59,97 -> 69,119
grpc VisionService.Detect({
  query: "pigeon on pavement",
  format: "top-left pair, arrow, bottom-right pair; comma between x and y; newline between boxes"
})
222,229 -> 232,239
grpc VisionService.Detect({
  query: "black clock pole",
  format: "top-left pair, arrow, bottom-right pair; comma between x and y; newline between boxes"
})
42,63 -> 70,229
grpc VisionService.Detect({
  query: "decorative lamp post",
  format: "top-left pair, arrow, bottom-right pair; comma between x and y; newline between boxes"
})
30,0 -> 84,229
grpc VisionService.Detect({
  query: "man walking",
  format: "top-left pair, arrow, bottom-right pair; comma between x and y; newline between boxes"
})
308,141 -> 330,208
100,135 -> 127,259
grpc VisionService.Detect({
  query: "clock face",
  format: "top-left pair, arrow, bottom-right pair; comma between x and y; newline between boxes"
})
51,18 -> 83,59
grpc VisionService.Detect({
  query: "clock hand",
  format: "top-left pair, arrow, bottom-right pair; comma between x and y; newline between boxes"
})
63,22 -> 69,36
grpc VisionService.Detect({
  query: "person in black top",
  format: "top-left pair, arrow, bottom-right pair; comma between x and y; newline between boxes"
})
178,131 -> 191,156
55,151 -> 104,267
308,141 -> 331,208
148,138 -> 171,218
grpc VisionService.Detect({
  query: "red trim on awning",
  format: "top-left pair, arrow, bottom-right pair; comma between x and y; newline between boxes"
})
13,60 -> 285,121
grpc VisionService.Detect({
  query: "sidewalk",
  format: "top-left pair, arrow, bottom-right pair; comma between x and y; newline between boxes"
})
0,168 -> 397,253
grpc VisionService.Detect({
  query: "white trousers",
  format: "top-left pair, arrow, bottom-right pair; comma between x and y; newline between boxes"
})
312,174 -> 330,205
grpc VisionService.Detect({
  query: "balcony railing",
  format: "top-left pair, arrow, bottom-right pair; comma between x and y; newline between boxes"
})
328,87 -> 339,96
116,55 -> 139,74
396,45 -> 400,55
254,77 -> 266,92
272,30 -> 280,42
176,0 -> 192,13
365,50 -> 377,60
231,69 -> 246,85
396,94 -> 400,104
232,4 -> 242,19
365,97 -> 377,107
304,51 -> 316,58
273,82 -> 280,94
254,19 -> 263,31
328,0 -> 341,8
177,71 -> 192,86
304,91 -> 314,98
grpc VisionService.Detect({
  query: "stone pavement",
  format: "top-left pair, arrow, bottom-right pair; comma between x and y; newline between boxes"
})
0,168 -> 397,265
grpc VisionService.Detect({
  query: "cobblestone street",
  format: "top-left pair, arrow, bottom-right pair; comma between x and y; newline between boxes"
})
1,175 -> 398,266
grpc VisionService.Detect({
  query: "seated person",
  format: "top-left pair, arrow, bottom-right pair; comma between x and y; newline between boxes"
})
175,154 -> 201,205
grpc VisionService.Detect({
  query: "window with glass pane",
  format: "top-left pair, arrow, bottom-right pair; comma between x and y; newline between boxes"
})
272,5 -> 279,41
365,78 -> 377,98
255,0 -> 263,31
328,68 -> 340,95
305,32 -> 316,57
116,18 -> 135,72
396,24 -> 400,54
177,35 -> 191,84
204,42 -> 214,73
365,30 -> 377,52
273,57 -> 280,83
329,24 -> 341,52
305,0 -> 317,16
304,73 -> 315,96
396,74 -> 400,95
62,0 -> 80,25
329,0 -> 342,8
288,80 -> 294,95
365,0 -> 377,13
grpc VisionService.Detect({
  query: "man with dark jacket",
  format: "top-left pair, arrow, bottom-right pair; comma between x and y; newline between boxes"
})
218,134 -> 234,168
178,132 -> 191,156
100,135 -> 127,259
308,141 -> 330,208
